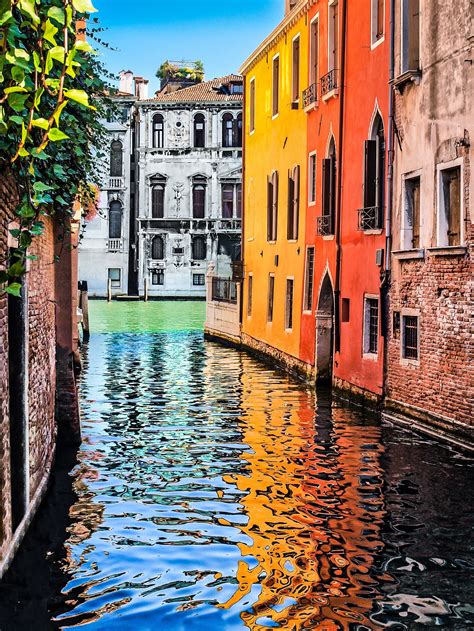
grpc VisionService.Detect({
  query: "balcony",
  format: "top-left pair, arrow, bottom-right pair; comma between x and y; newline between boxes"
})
108,176 -> 125,189
107,239 -> 124,253
302,83 -> 318,109
216,218 -> 242,232
358,206 -> 382,232
320,69 -> 338,97
317,215 -> 334,237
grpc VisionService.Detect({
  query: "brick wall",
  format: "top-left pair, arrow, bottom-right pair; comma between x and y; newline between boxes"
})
386,224 -> 474,435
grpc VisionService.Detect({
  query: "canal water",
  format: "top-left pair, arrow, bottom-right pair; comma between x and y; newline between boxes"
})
0,301 -> 473,630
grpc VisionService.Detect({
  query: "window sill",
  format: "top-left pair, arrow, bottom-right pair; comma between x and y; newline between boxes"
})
362,229 -> 383,236
304,102 -> 319,113
400,358 -> 420,367
272,113 -> 280,120
427,246 -> 467,257
393,248 -> 425,260
391,69 -> 421,89
308,201 -> 316,207
322,88 -> 339,102
288,239 -> 298,244
285,328 -> 293,334
362,352 -> 379,362
322,235 -> 335,241
302,310 -> 313,316
370,35 -> 385,50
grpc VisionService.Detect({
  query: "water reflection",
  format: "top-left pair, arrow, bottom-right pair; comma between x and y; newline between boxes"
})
0,301 -> 472,630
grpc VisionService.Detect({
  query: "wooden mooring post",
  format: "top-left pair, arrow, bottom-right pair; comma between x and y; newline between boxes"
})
78,280 -> 90,341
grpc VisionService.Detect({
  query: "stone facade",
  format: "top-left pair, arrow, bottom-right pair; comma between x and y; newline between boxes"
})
386,0 -> 473,441
0,171 -> 80,578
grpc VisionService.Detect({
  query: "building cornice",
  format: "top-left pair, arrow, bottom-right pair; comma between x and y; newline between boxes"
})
239,0 -> 315,75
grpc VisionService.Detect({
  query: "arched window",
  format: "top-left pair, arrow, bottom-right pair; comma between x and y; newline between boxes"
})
151,235 -> 164,260
152,184 -> 165,218
361,113 -> 385,229
192,236 -> 207,260
194,113 -> 205,148
153,113 -> 164,148
108,201 -> 122,238
192,177 -> 207,218
236,113 -> 243,147
222,113 -> 234,147
110,140 -> 123,177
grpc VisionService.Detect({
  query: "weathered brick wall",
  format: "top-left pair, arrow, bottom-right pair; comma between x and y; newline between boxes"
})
27,219 -> 57,498
387,224 -> 474,432
0,171 -> 18,560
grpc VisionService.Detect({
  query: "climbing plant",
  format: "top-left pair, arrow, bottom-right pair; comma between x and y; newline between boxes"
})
0,0 -> 110,296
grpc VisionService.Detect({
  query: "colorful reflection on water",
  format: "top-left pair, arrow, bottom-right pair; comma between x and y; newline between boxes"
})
1,301 -> 473,630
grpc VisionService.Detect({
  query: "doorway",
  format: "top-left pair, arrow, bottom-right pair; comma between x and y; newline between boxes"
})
315,273 -> 334,382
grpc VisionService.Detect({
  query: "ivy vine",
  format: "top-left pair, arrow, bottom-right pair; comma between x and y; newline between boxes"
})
0,0 -> 110,296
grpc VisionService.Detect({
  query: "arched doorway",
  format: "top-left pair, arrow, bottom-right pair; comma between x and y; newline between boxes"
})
315,273 -> 334,382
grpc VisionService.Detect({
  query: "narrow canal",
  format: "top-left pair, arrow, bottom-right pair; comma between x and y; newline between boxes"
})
0,301 -> 473,630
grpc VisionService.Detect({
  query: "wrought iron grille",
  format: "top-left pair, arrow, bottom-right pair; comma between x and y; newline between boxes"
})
317,215 -> 334,236
358,206 -> 382,231
212,278 -> 238,304
320,69 -> 338,96
302,83 -> 318,108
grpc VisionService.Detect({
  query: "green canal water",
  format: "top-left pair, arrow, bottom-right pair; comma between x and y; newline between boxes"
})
0,301 -> 472,630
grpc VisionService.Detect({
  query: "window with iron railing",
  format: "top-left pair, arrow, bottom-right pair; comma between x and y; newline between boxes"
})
402,314 -> 419,360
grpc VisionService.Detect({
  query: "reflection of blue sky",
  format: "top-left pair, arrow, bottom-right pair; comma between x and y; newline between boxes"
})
93,0 -> 283,93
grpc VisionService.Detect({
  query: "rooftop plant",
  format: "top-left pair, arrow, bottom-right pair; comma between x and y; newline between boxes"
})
156,59 -> 204,83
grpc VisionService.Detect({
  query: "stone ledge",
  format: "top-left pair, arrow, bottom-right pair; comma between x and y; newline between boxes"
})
427,246 -> 468,257
393,248 -> 425,260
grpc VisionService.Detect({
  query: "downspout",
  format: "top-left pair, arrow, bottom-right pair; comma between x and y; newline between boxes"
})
334,0 -> 347,353
239,86 -> 246,329
382,0 -> 396,392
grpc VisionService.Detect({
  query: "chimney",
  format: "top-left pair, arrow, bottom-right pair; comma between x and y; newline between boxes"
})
134,76 -> 149,100
119,70 -> 134,95
285,0 -> 299,15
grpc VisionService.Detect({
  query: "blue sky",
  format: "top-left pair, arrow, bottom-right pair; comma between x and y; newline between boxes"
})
93,0 -> 283,94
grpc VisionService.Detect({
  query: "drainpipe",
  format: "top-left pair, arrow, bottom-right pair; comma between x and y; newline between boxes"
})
334,0 -> 347,353
239,84 -> 246,328
382,0 -> 396,390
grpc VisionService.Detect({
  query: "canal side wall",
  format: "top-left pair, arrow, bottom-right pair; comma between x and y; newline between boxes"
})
0,171 -> 81,579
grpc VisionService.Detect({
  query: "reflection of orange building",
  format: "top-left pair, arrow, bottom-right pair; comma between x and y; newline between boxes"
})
221,367 -> 386,629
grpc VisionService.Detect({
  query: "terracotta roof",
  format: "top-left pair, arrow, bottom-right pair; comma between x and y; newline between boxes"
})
143,74 -> 243,104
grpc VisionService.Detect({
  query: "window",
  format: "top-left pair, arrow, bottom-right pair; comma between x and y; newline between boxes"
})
401,0 -> 420,73
372,0 -> 385,44
192,236 -> 207,260
287,165 -> 300,240
328,0 -> 339,73
403,176 -> 421,249
152,270 -> 164,286
364,297 -> 379,355
322,138 -> 336,231
309,153 -> 317,204
236,113 -> 243,147
402,314 -> 419,360
230,82 -> 243,95
361,115 -> 385,229
193,273 -> 206,286
152,184 -> 165,218
247,274 -> 253,317
303,247 -> 315,312
292,36 -> 300,102
267,171 -> 279,241
310,17 -> 319,86
285,278 -> 294,330
194,113 -> 206,148
222,113 -> 234,147
249,78 -> 256,133
110,140 -> 123,177
272,56 -> 280,117
438,164 -> 462,246
108,201 -> 122,238
267,274 -> 275,322
236,183 -> 242,218
342,298 -> 350,322
222,184 -> 234,218
193,178 -> 206,218
152,113 -> 164,148
108,268 -> 121,288
151,235 -> 164,260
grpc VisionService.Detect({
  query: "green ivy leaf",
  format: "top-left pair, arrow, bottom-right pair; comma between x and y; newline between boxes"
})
31,117 -> 50,130
19,0 -> 39,24
63,88 -> 92,108
47,6 -> 65,25
33,181 -> 54,192
7,91 -> 29,112
72,0 -> 97,14
48,127 -> 69,141
8,261 -> 26,277
42,19 -> 58,45
5,282 -> 22,297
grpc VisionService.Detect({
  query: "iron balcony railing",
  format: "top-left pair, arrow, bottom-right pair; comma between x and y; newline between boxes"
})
358,206 -> 382,231
317,215 -> 334,236
212,277 -> 238,304
320,69 -> 338,97
302,83 -> 318,109
109,177 -> 125,189
107,238 -> 124,252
